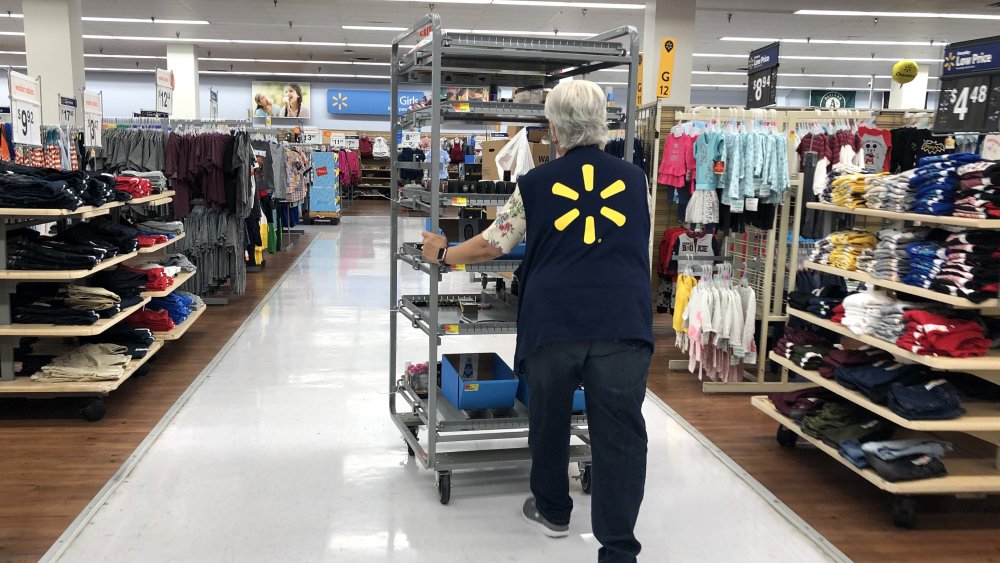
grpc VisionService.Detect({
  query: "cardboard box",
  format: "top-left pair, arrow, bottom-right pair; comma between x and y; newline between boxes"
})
531,142 -> 554,167
506,126 -> 546,143
481,139 -> 509,181
434,218 -> 493,242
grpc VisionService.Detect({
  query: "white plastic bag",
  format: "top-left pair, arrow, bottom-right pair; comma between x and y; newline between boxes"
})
495,127 -> 535,181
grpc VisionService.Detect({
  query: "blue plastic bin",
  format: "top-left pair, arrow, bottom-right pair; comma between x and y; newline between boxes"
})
442,353 -> 519,410
516,372 -> 586,412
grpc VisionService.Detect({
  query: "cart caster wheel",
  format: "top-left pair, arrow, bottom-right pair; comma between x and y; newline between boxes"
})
892,496 -> 917,529
437,472 -> 451,505
81,399 -> 107,422
776,425 -> 798,448
406,427 -> 419,457
580,464 -> 593,495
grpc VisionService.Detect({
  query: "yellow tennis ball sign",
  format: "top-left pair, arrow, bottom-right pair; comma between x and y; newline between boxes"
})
892,60 -> 919,84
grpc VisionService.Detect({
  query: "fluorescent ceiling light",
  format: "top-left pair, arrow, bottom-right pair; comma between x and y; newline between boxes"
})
0,50 -> 25,55
85,67 -> 155,72
692,83 -> 890,92
596,81 -> 627,85
383,0 -> 492,3
795,10 -> 1000,21
83,34 -> 348,46
198,57 -> 390,66
0,31 -> 25,36
693,53 -> 943,63
721,37 -> 946,47
82,17 -> 210,24
344,25 -> 408,31
86,53 -> 166,59
354,74 -> 391,79
493,0 -> 644,8
692,70 -> 938,80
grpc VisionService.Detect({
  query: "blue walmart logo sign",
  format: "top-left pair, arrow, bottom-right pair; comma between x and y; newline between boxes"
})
327,88 -> 425,116
330,92 -> 348,111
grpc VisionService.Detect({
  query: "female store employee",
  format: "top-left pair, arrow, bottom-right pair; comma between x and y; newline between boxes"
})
421,79 -> 653,563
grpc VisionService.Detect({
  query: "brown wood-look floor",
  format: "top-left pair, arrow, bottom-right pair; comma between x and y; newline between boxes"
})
647,316 -> 1000,563
0,235 -> 316,563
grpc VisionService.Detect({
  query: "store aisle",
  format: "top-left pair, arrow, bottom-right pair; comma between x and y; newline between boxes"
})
45,218 -> 842,563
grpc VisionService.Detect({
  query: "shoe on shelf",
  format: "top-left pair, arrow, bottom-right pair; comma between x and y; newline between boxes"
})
521,497 -> 569,538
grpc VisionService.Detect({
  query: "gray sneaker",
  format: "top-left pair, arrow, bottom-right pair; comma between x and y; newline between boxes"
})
521,497 -> 569,538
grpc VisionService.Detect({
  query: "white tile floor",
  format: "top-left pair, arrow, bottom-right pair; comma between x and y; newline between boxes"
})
46,218 -> 844,563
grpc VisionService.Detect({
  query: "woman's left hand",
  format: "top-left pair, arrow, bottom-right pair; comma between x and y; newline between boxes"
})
422,231 -> 447,263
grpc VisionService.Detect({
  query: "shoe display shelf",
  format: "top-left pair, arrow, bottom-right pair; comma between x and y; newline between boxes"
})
754,180 -> 1000,528
389,13 -> 639,504
0,192 -> 186,420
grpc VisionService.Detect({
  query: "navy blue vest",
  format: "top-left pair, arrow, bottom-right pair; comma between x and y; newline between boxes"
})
514,145 -> 653,367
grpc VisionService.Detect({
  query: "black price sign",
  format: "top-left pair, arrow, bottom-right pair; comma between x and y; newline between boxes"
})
747,67 -> 778,109
746,42 -> 779,109
934,35 -> 1000,134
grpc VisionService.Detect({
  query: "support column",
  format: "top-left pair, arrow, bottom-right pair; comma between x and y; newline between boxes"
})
23,0 -> 86,126
888,70 -> 930,110
642,0 -> 695,106
167,44 -> 200,119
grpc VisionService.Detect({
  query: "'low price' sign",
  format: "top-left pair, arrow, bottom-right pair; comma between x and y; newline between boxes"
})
9,71 -> 42,147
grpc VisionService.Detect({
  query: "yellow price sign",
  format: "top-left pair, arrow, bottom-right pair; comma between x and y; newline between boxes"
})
444,325 -> 460,334
464,383 -> 480,392
636,51 -> 644,106
451,264 -> 466,271
451,196 -> 468,206
657,38 -> 677,99
454,102 -> 471,112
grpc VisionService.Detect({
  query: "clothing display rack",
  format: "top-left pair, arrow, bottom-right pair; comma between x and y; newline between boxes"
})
0,190 -> 183,420
388,13 -> 639,504
754,108 -> 1000,528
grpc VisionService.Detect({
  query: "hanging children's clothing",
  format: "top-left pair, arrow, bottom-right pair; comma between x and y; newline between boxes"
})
657,131 -> 696,188
858,126 -> 892,174
679,271 -> 758,382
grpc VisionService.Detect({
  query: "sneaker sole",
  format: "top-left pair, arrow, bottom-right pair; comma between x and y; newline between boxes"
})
522,509 -> 569,538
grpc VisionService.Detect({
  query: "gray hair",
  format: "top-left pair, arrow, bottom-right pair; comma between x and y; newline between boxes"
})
544,80 -> 608,151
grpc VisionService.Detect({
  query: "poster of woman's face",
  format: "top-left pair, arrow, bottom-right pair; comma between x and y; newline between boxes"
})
252,81 -> 311,119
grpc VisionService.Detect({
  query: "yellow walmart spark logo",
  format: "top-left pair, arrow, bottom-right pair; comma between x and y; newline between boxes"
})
944,52 -> 956,71
331,92 -> 349,110
552,164 -> 626,245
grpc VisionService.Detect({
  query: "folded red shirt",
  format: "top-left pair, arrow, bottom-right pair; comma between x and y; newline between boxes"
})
115,177 -> 153,198
125,308 -> 175,331
137,234 -> 169,248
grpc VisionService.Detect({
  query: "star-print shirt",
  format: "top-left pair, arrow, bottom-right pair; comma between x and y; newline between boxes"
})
481,177 -> 653,254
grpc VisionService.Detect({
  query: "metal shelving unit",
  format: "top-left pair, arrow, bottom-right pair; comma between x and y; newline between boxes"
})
389,13 -> 639,504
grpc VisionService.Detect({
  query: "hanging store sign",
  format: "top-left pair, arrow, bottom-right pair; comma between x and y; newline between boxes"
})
9,71 -> 42,147
210,89 -> 219,119
344,135 -> 360,150
934,35 -> 1000,134
636,52 -> 644,106
58,95 -> 77,126
328,133 -> 346,148
302,126 -> 321,145
746,42 -> 780,109
810,90 -> 857,109
155,68 -> 174,115
83,90 -> 103,148
327,88 -> 426,116
656,38 -> 677,99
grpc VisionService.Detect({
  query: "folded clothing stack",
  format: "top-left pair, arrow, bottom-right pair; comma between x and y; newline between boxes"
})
888,378 -> 966,420
773,326 -> 831,355
897,309 -> 992,358
30,343 -> 131,383
138,221 -> 184,237
801,402 -> 894,447
7,229 -> 109,271
80,325 -> 156,359
840,290 -> 894,336
56,216 -> 138,255
114,176 -> 153,200
788,345 -> 832,369
149,293 -> 197,325
831,173 -> 876,209
929,230 -> 1000,303
92,267 -> 148,299
767,387 -> 840,422
177,291 -> 205,309
864,171 -> 915,211
828,230 -> 877,271
909,153 -> 984,216
0,161 -> 118,209
871,227 -> 930,282
158,253 -> 197,273
126,309 -> 175,332
118,264 -> 172,292
834,359 -> 931,404
818,347 -> 894,379
120,171 -> 168,194
788,286 -> 848,319
869,300 -> 932,344
901,241 -> 947,289
831,303 -> 846,324
952,161 -> 999,219
137,234 -> 169,248
854,439 -> 950,482
12,284 -> 117,326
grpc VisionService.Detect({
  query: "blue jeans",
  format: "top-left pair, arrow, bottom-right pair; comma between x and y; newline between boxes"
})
525,339 -> 652,563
